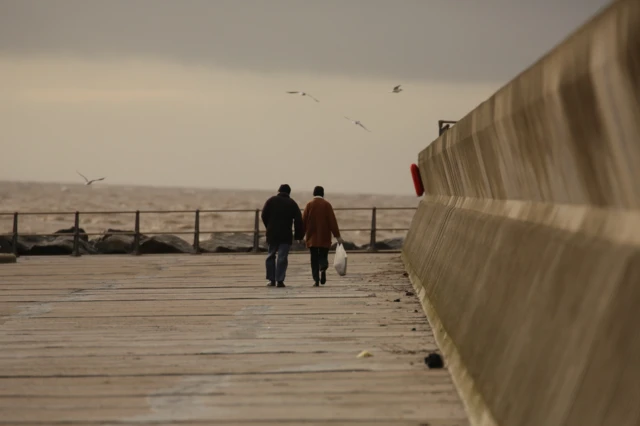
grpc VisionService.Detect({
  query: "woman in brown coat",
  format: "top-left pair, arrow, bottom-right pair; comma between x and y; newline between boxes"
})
302,186 -> 344,286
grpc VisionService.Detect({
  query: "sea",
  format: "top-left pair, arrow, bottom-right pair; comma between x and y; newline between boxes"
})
0,181 -> 419,246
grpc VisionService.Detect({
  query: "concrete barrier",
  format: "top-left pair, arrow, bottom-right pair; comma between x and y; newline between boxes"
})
402,1 -> 640,425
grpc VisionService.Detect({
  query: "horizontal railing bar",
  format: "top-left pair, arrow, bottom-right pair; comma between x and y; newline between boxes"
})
132,231 -> 193,236
0,211 -> 135,216
202,230 -> 257,234
373,207 -> 417,211
198,209 -> 262,213
0,233 -> 77,238
0,207 -> 416,216
57,211 -> 137,215
1,230 -> 408,238
1,228 -> 409,237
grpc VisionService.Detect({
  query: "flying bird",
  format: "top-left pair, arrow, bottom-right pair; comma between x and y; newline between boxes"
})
344,116 -> 371,132
390,84 -> 402,93
286,91 -> 319,102
76,170 -> 105,185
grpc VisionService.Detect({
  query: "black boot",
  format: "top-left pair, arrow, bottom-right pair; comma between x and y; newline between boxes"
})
276,281 -> 286,288
267,280 -> 276,287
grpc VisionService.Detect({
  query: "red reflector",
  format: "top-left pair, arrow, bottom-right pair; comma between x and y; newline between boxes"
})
410,163 -> 424,197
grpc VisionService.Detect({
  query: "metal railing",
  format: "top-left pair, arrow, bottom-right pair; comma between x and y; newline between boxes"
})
0,207 -> 416,257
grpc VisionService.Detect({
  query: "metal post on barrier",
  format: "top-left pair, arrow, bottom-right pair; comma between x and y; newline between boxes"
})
193,209 -> 201,254
12,212 -> 18,257
133,210 -> 141,256
369,207 -> 377,252
72,211 -> 81,257
252,209 -> 260,252
438,119 -> 457,136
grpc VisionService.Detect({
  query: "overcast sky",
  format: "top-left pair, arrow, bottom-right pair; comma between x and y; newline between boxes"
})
0,0 -> 611,194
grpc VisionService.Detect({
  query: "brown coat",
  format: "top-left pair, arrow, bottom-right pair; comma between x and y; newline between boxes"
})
302,197 -> 341,248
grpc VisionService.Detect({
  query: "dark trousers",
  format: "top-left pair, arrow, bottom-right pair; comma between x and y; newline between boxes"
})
266,243 -> 290,283
309,247 -> 329,283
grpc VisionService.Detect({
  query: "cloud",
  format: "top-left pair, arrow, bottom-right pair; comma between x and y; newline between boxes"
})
0,0 -> 611,83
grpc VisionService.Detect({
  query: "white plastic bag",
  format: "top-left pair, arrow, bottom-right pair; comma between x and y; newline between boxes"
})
333,243 -> 348,276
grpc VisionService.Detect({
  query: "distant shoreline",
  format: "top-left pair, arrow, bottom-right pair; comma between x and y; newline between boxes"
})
0,179 -> 419,198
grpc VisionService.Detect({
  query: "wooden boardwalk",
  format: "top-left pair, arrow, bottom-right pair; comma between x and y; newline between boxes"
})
0,253 -> 468,425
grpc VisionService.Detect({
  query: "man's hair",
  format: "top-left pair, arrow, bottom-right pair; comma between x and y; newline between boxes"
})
278,184 -> 291,194
313,186 -> 324,197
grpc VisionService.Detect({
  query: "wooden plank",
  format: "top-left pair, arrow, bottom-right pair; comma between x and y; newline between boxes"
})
0,254 -> 468,424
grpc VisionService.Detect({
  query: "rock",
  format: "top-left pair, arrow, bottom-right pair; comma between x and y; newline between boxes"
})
138,234 -> 195,254
0,253 -> 16,263
290,240 -> 307,252
92,233 -> 135,254
54,226 -> 89,242
18,236 -> 97,256
101,229 -> 136,238
424,352 -> 444,369
0,236 -> 13,254
362,237 -> 405,251
17,234 -> 51,244
200,233 -> 263,253
330,241 -> 360,251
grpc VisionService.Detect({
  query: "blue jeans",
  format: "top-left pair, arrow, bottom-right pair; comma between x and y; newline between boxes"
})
266,243 -> 291,283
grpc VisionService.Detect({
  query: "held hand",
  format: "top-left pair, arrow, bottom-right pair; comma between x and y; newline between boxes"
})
337,237 -> 344,245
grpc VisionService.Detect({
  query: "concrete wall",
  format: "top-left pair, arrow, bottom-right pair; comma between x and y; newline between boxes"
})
402,1 -> 640,425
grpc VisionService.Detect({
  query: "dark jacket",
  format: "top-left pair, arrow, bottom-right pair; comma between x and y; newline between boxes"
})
261,193 -> 304,245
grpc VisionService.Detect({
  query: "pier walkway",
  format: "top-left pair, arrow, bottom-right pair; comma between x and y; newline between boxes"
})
0,253 -> 468,425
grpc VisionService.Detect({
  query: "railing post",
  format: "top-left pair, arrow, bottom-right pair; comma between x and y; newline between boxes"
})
193,209 -> 201,254
369,207 -> 377,252
252,209 -> 260,253
72,211 -> 81,257
133,210 -> 141,256
11,212 -> 18,257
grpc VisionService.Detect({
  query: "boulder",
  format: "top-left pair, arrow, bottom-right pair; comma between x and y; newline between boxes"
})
17,234 -> 51,244
290,241 -> 307,252
92,234 -> 135,254
330,241 -> 360,251
90,229 -> 137,254
101,229 -> 137,238
362,237 -> 405,251
18,236 -> 97,256
200,233 -> 264,253
54,226 -> 89,242
138,234 -> 195,254
0,236 -> 13,254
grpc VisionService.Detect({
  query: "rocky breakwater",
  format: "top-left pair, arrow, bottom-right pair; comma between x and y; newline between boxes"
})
0,227 -> 405,255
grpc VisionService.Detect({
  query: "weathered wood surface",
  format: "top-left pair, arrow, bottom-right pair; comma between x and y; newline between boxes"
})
0,254 -> 468,425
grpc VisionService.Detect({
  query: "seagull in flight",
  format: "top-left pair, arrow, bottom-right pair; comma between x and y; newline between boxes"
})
390,84 -> 403,93
344,116 -> 371,132
286,91 -> 319,102
76,170 -> 106,185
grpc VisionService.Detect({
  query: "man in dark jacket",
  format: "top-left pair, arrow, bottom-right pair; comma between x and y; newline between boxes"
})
302,186 -> 344,286
261,184 -> 304,287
